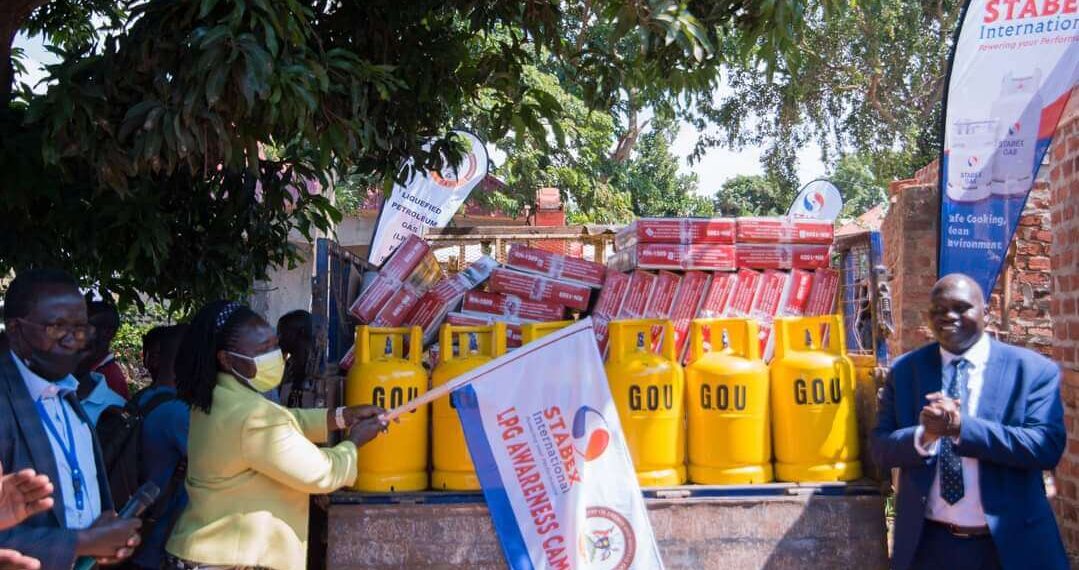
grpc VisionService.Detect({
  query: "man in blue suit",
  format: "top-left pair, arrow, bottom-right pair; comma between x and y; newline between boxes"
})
0,269 -> 141,570
872,273 -> 1067,570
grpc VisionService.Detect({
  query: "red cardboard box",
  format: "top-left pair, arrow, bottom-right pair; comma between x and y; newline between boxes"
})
760,269 -> 814,361
779,269 -> 814,317
644,271 -> 682,352
461,290 -> 565,322
698,272 -> 736,318
593,271 -> 631,319
669,271 -> 710,363
370,283 -> 423,327
750,270 -> 790,322
726,269 -> 763,317
593,316 -> 611,357
735,244 -> 831,270
748,270 -> 789,358
805,268 -> 840,315
445,312 -> 523,348
505,245 -> 606,287
380,234 -> 433,281
408,278 -> 466,334
615,218 -> 736,249
488,268 -> 592,311
644,271 -> 682,319
349,273 -> 400,323
735,217 -> 834,244
339,343 -> 356,371
349,235 -> 445,323
617,270 -> 657,319
407,255 -> 499,342
609,243 -> 737,272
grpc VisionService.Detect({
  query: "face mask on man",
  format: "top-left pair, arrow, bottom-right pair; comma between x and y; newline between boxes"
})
227,348 -> 286,393
16,326 -> 83,381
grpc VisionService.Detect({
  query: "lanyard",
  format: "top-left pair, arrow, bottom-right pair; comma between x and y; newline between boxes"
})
34,397 -> 86,511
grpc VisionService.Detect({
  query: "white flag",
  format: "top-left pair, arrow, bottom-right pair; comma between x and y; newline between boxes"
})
453,319 -> 664,570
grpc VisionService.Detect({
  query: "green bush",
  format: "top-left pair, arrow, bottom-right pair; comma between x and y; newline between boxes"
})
113,303 -> 173,393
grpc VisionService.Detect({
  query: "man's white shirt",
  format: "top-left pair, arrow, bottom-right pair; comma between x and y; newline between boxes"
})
913,333 -> 991,527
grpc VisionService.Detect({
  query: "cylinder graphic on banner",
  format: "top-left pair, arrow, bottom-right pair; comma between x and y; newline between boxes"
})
946,119 -> 997,203
990,70 -> 1042,197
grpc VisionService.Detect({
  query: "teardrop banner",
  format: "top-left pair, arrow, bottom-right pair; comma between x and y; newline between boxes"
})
938,0 -> 1077,297
368,130 -> 490,267
787,179 -> 843,221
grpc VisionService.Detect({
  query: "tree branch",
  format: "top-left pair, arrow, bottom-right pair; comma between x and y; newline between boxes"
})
0,0 -> 49,105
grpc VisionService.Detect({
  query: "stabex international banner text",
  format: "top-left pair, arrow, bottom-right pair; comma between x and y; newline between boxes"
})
453,319 -> 664,570
939,0 -> 1077,296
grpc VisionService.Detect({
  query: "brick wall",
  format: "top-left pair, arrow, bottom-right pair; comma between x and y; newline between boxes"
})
531,187 -> 568,255
1049,109 -> 1079,554
881,165 -> 1054,358
881,177 -> 938,358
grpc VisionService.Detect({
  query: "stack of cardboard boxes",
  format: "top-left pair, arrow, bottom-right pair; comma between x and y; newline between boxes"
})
341,215 -> 840,368
602,216 -> 839,362
342,242 -> 606,368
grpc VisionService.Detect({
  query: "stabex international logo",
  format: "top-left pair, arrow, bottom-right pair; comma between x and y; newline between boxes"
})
430,150 -> 479,189
967,155 -> 981,168
802,191 -> 826,212
571,406 -> 610,461
1008,121 -> 1022,136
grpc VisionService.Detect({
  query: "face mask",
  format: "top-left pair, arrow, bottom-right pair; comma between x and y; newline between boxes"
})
227,349 -> 285,393
16,326 -> 82,381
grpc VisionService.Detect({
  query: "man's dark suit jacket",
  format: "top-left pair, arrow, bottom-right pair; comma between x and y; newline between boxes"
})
872,338 -> 1067,570
0,350 -> 114,570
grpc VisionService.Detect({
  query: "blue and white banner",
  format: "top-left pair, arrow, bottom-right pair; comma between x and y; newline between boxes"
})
452,319 -> 664,570
939,0 -> 1078,296
788,179 -> 843,221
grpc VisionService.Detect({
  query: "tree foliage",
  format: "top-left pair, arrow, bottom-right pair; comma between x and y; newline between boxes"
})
713,174 -> 794,217
689,0 -> 960,189
618,116 -> 713,218
3,0 -> 865,312
828,153 -> 888,219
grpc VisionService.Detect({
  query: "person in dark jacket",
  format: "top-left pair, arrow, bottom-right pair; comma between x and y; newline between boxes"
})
0,269 -> 141,570
872,273 -> 1067,570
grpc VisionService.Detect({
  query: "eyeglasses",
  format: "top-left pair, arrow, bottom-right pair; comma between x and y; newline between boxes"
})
16,319 -> 96,342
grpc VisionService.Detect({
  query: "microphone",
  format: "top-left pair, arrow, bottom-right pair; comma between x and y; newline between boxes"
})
73,482 -> 160,570
118,482 -> 160,519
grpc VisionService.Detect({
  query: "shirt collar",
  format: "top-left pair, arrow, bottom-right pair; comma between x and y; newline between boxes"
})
93,353 -> 115,370
10,350 -> 79,400
84,372 -> 123,407
939,332 -> 991,369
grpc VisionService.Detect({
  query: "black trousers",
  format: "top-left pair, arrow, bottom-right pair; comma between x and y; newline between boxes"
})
910,522 -> 1002,570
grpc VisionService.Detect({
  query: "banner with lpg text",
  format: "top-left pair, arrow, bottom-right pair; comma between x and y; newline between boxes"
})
368,130 -> 489,267
939,0 -> 1078,296
453,319 -> 664,570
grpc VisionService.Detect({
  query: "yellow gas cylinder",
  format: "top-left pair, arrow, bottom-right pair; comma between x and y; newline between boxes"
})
431,323 -> 507,491
685,318 -> 772,484
605,319 -> 685,487
520,320 -> 574,344
770,315 -> 861,482
344,326 -> 428,492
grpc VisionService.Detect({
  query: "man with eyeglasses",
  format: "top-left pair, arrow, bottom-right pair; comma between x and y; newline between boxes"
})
0,268 -> 141,570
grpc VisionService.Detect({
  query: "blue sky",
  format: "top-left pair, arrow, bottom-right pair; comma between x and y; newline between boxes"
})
14,33 -> 829,197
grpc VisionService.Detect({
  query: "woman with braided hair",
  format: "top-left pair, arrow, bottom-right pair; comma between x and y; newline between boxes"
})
164,301 -> 386,570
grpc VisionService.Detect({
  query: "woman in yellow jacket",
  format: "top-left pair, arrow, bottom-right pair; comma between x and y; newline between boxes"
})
165,301 -> 386,570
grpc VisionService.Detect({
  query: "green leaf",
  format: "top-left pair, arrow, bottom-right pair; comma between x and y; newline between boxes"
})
199,0 -> 220,18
